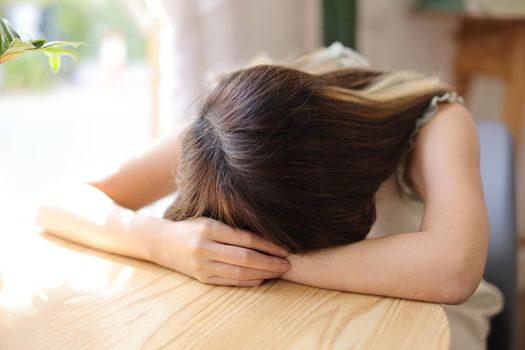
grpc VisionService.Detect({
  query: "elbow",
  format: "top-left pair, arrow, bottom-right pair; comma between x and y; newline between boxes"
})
431,222 -> 489,305
438,278 -> 479,305
435,251 -> 484,305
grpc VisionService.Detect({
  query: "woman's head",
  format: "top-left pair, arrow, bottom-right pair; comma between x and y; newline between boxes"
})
164,64 -> 450,253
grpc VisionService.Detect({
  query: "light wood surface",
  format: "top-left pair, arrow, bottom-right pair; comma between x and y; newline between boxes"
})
0,220 -> 450,350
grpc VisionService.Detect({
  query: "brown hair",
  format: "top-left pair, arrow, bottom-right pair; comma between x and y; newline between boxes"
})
163,64 -> 451,253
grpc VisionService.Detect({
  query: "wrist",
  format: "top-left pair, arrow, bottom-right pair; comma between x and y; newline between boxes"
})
280,249 -> 350,292
143,217 -> 171,263
146,218 -> 188,271
122,211 -> 173,263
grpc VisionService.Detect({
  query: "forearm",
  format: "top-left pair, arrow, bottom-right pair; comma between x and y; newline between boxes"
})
35,182 -> 176,263
35,182 -> 292,288
281,229 -> 484,304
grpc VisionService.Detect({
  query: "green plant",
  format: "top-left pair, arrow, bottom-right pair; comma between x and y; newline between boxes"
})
0,16 -> 83,73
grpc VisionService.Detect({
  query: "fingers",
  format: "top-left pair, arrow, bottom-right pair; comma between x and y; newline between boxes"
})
210,261 -> 283,282
205,276 -> 265,287
186,218 -> 291,288
212,244 -> 290,274
207,222 -> 289,258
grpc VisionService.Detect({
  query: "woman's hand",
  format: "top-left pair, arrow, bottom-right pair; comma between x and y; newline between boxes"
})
153,217 -> 291,287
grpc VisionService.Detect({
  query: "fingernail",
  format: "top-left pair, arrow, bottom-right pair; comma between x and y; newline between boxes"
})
281,262 -> 290,271
280,249 -> 289,256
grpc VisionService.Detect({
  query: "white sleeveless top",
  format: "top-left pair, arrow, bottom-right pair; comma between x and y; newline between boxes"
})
275,42 -> 504,350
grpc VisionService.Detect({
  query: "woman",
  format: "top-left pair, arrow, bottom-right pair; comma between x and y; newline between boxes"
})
36,43 -> 503,349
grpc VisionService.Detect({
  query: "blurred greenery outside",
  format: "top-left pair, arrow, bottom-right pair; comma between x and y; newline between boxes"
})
0,0 -> 145,91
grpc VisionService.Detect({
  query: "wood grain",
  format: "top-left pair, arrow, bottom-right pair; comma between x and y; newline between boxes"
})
0,222 -> 450,350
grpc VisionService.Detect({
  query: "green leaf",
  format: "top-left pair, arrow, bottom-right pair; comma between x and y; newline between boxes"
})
0,18 -> 13,55
46,53 -> 61,74
0,38 -> 36,64
43,41 -> 86,49
42,47 -> 79,63
31,39 -> 47,49
0,16 -> 85,73
0,17 -> 22,55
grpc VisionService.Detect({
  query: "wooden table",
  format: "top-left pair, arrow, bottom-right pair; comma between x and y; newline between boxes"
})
0,218 -> 450,350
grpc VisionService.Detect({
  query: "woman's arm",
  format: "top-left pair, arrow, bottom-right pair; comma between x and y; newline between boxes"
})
35,128 -> 290,286
36,181 -> 169,261
35,130 -> 187,259
281,103 -> 488,305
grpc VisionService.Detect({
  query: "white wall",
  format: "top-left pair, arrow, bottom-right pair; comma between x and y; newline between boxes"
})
359,0 -> 458,80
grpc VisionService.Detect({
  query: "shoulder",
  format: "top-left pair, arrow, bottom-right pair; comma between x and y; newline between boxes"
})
407,101 -> 480,201
417,101 -> 479,165
423,102 -> 476,138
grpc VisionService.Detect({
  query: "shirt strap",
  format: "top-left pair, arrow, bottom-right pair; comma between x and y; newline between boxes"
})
396,91 -> 464,201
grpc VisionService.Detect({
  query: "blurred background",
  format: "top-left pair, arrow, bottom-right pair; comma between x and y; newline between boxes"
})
1,0 -> 524,347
